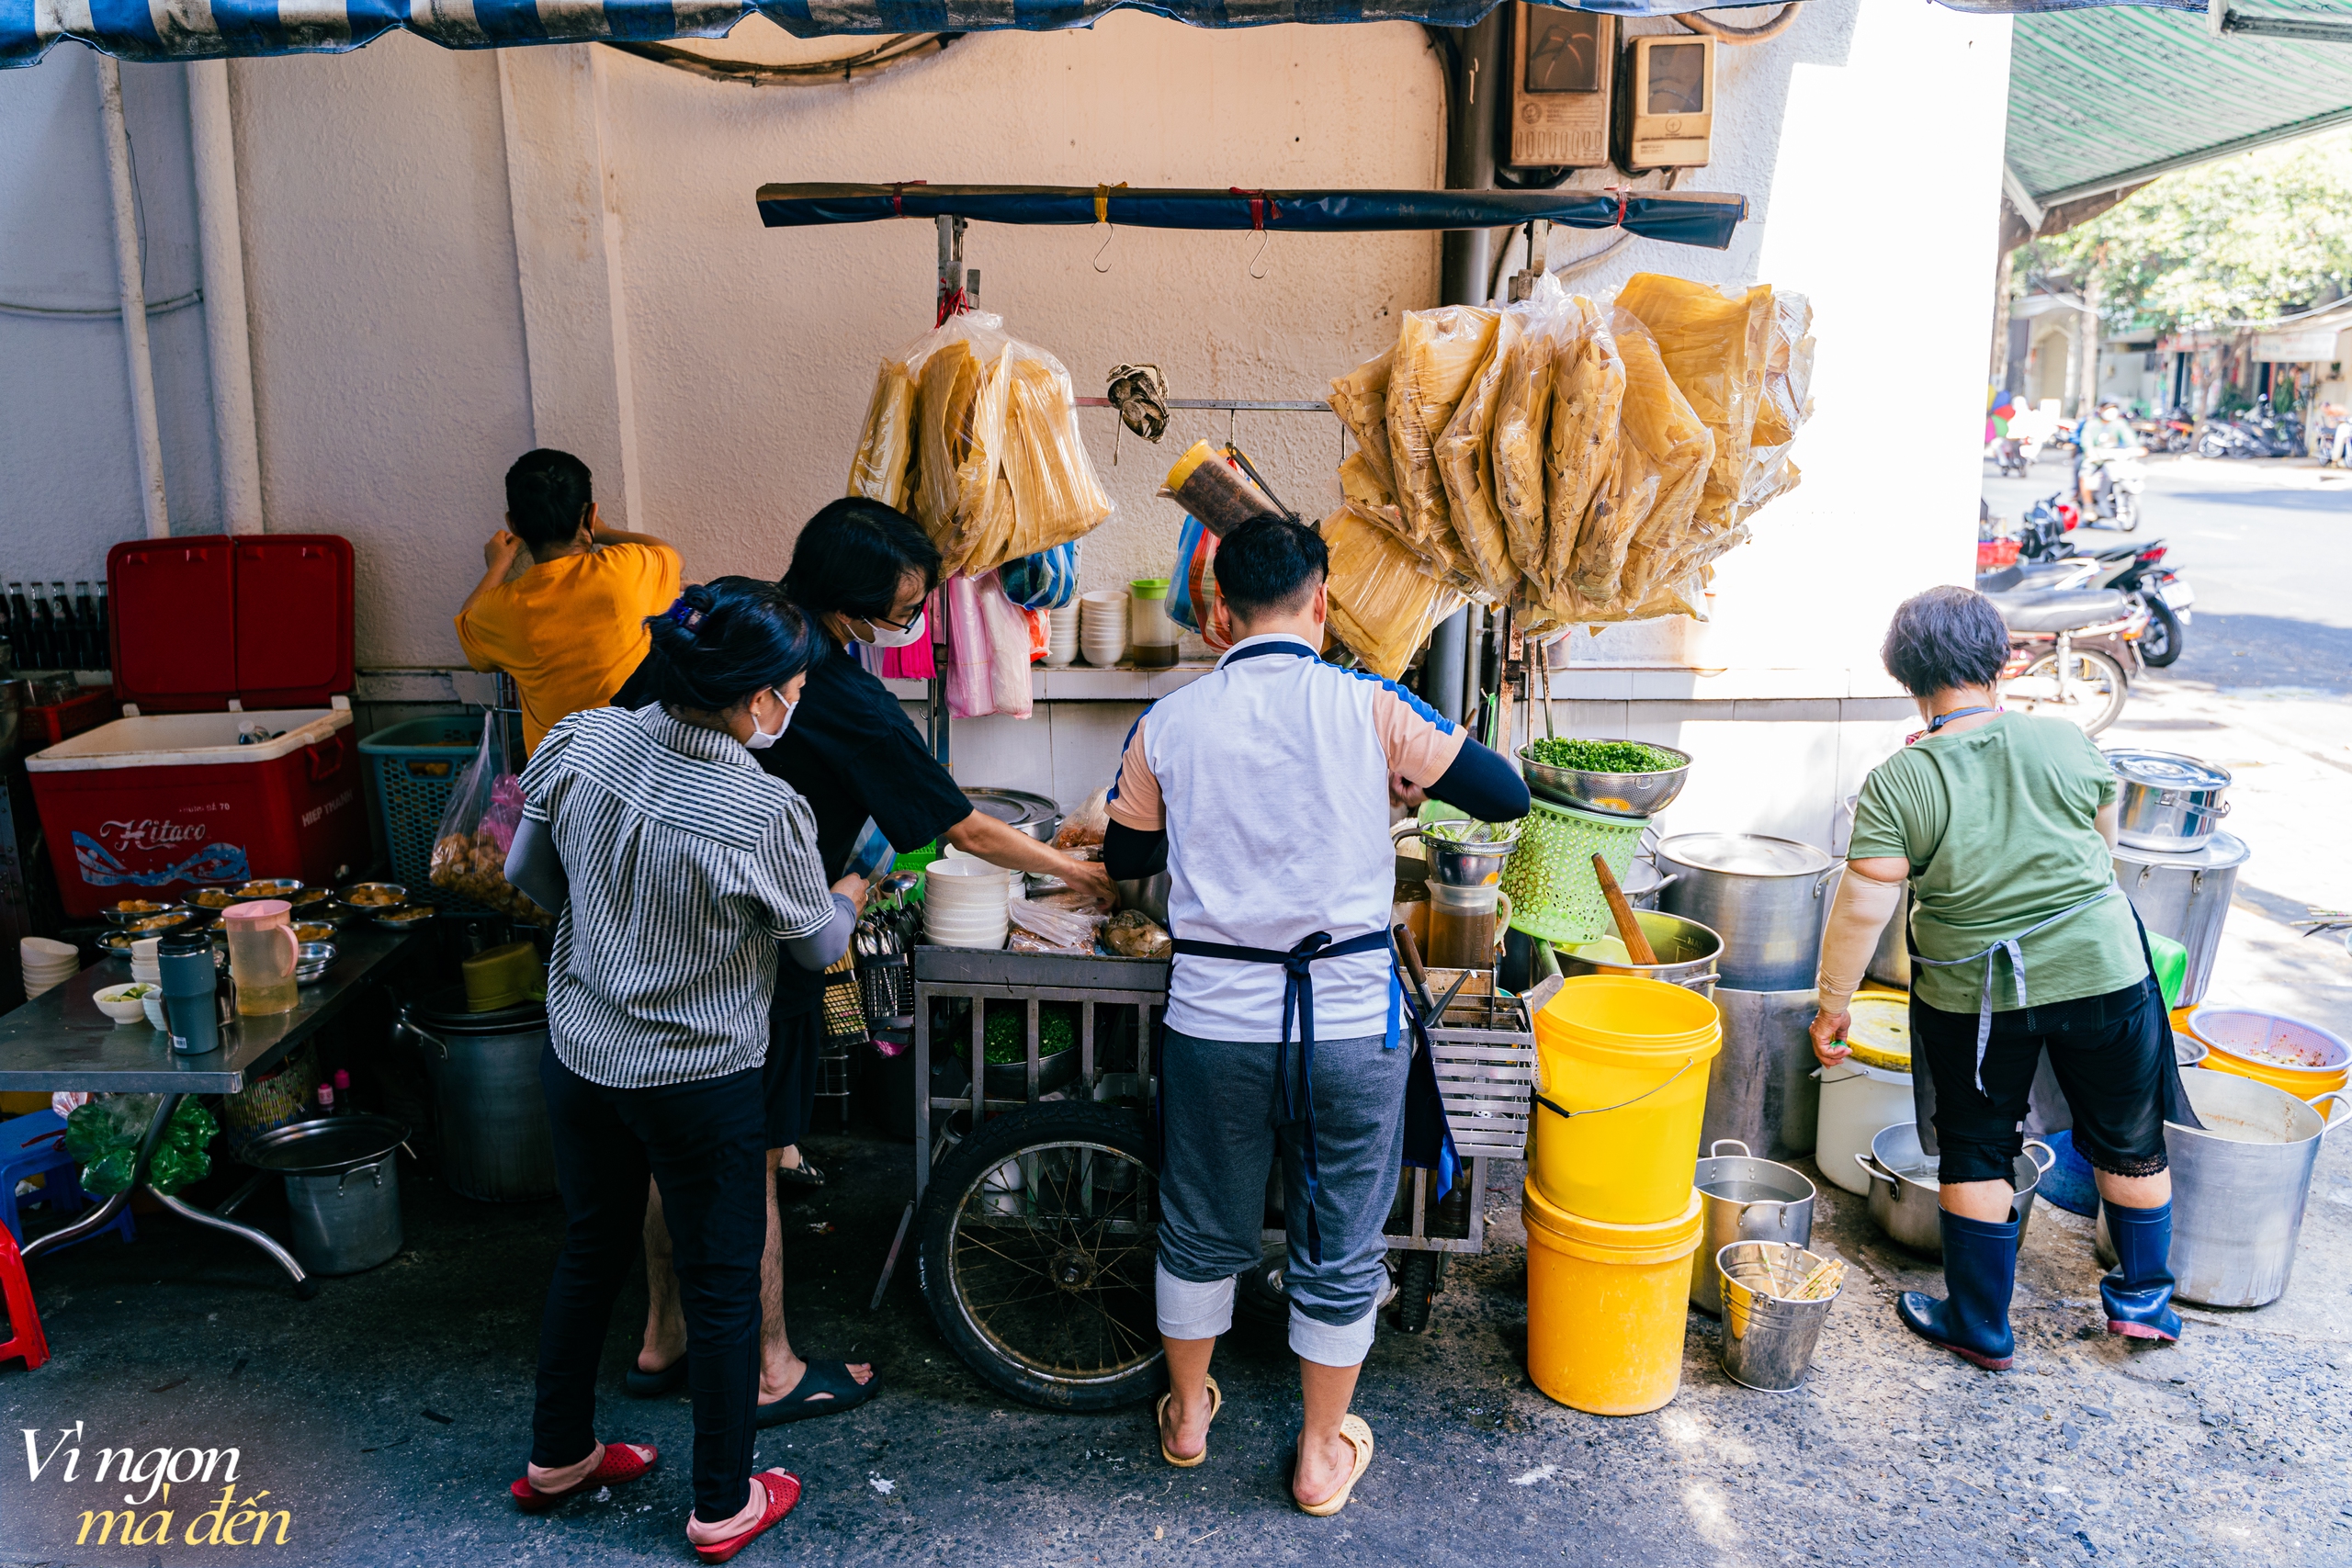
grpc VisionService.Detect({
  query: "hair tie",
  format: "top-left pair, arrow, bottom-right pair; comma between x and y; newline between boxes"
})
665,599 -> 705,633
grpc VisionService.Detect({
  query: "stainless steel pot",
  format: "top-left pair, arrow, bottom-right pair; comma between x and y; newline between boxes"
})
1620,857 -> 1675,910
1555,909 -> 1720,998
398,989 -> 559,1202
2095,1068 -> 2352,1308
2104,749 -> 2232,852
1704,987 -> 1822,1161
965,787 -> 1061,843
1657,834 -> 1838,992
2113,831 -> 2249,1009
1393,821 -> 1520,887
1690,1140 -> 1815,1314
1859,1122 -> 2053,1255
242,1114 -> 411,1275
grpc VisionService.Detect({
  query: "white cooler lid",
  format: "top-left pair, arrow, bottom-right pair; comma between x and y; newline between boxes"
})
27,704 -> 351,772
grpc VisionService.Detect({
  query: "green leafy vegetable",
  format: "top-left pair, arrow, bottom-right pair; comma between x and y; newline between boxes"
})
981,1001 -> 1080,1064
1526,739 -> 1682,774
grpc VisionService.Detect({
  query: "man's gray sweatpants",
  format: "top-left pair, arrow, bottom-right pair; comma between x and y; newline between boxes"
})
1155,1025 -> 1407,1366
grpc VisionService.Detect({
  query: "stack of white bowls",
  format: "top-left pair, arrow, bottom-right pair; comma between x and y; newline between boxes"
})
1044,604 -> 1080,667
130,937 -> 164,988
1080,590 -> 1128,667
21,937 -> 81,1000
922,860 -> 1013,948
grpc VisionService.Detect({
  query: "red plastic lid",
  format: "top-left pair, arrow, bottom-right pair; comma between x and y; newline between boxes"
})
107,535 -> 355,712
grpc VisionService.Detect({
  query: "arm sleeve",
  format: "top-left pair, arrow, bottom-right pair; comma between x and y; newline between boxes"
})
781,893 -> 859,971
1429,738 -> 1532,823
1103,819 -> 1169,881
1815,869 -> 1904,1014
503,815 -> 568,915
1104,714 -> 1164,831
454,603 -> 501,674
758,799 -> 842,942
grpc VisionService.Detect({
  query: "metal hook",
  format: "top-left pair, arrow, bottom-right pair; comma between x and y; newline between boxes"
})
1092,224 -> 1114,275
1247,229 -> 1270,280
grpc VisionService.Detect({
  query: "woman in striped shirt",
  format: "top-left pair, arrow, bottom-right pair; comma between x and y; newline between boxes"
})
503,578 -> 866,1562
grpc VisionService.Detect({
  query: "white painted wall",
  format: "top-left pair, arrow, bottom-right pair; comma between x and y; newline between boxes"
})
0,54 -> 220,584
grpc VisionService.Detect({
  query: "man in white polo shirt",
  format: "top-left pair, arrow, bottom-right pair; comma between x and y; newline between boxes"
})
1102,515 -> 1528,1516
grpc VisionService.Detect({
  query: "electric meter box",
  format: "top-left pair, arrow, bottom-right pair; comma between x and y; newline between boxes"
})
1615,33 -> 1716,172
1507,5 -> 1615,170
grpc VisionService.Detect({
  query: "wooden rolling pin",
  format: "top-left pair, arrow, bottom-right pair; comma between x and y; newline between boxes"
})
1591,853 -> 1659,965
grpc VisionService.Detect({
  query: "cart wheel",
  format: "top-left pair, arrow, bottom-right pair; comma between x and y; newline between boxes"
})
916,1100 -> 1161,1411
1394,1249 -> 1440,1334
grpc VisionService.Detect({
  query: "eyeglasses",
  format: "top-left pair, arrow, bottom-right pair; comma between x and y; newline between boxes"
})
863,607 -> 922,633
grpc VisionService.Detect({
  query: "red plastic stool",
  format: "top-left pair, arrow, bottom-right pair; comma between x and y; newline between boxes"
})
0,1225 -> 48,1371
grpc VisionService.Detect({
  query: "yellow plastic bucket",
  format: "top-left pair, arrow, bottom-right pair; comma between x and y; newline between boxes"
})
2186,1005 -> 2350,1118
1521,1180 -> 1702,1416
1529,976 -> 1723,1223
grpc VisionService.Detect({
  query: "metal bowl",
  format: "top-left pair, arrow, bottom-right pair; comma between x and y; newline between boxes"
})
1518,740 -> 1693,820
115,908 -> 200,936
103,898 -> 184,927
187,886 -> 243,910
295,941 -> 338,983
232,878 -> 307,900
341,882 -> 410,912
375,906 -> 435,931
286,885 -> 335,908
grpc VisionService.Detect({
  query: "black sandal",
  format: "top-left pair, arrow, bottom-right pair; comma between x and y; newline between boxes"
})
625,1359 -> 686,1399
775,1161 -> 825,1190
754,1359 -> 878,1427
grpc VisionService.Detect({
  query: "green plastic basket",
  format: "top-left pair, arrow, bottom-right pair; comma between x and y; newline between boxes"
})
1500,795 -> 1652,947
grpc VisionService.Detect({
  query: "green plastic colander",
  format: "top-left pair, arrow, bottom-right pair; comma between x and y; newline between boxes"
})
1501,795 -> 1653,946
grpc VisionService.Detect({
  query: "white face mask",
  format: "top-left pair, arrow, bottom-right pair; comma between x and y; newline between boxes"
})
854,608 -> 927,649
744,689 -> 796,750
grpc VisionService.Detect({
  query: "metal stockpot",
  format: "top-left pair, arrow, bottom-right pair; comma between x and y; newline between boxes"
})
2112,831 -> 2249,1009
2104,750 -> 2232,852
242,1114 -> 412,1275
397,988 -> 558,1202
1657,834 -> 1838,992
1859,1122 -> 2053,1255
1690,1140 -> 1815,1314
1704,987 -> 1822,1161
1556,909 -> 1721,998
2095,1068 -> 2352,1308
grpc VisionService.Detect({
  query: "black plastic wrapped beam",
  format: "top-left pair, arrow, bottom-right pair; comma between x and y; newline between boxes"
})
754,184 -> 1748,251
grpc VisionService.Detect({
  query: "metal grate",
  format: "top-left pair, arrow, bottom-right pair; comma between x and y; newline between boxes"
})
1425,986 -> 1536,1159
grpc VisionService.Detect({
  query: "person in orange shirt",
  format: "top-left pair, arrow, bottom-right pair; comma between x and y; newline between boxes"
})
457,449 -> 683,753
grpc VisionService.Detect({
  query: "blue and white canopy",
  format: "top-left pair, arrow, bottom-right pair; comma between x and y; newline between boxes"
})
0,0 -> 2199,70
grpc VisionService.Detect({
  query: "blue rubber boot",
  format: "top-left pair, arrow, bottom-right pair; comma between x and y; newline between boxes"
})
1896,1210 -> 2018,1371
2100,1199 -> 2182,1342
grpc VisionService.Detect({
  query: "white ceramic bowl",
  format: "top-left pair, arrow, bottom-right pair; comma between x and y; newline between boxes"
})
927,861 -> 1012,889
93,983 -> 153,1025
923,906 -> 1009,931
925,923 -> 1008,950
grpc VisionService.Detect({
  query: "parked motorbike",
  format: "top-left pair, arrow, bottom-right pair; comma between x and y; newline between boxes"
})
1983,528 -> 2192,671
1994,436 -> 2034,477
1984,582 -> 2146,735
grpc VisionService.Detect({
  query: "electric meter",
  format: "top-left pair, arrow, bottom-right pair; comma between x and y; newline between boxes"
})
1616,33 -> 1715,171
1507,4 -> 1614,170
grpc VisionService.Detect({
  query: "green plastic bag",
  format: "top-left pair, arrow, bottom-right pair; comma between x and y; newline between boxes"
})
63,1096 -> 219,1196
2146,930 -> 2188,1012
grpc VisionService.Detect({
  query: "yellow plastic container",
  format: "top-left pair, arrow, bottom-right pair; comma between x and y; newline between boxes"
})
2186,1005 -> 2349,1118
1529,976 -> 1723,1223
1521,1180 -> 1702,1416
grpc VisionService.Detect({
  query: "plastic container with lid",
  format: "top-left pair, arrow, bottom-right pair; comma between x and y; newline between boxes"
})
26,536 -> 368,918
1815,995 -> 1914,1196
221,898 -> 300,1017
461,941 -> 546,1013
1129,579 -> 1176,669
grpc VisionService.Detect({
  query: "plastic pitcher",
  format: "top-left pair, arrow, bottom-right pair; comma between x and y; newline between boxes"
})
221,899 -> 300,1016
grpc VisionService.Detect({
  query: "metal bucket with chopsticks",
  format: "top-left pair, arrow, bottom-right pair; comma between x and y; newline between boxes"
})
1714,1241 -> 1843,1393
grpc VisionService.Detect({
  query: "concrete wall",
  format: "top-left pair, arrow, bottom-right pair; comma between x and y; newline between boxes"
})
0,54 -> 220,584
2,1 -> 2013,852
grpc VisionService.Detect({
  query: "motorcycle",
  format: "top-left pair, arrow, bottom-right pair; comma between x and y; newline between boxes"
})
1994,436 -> 2034,477
2077,445 -> 2148,532
1984,582 -> 2147,736
1983,529 -> 2192,670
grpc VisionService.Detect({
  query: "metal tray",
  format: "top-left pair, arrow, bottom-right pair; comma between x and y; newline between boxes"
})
912,944 -> 1168,994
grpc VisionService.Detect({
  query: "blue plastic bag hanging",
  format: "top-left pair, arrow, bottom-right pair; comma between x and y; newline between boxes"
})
1001,540 -> 1080,610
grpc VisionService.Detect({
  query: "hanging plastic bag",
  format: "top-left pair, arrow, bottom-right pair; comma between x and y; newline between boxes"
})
1615,273 -> 1775,538
1165,516 -> 1234,652
1494,277 -> 1567,597
1385,305 -> 1499,561
1549,297 -> 1630,604
958,341 -> 1114,576
429,713 -> 553,921
1001,539 -> 1080,610
846,360 -> 920,510
1321,506 -> 1466,681
1434,310 -> 1526,605
1326,347 -> 1398,499
1741,291 -> 1815,520
1605,308 -> 1716,617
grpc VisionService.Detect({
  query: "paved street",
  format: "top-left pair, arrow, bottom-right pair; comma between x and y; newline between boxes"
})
5,457 -> 2349,1568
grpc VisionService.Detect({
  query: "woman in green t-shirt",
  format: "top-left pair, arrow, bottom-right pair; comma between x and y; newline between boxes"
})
1810,586 -> 2195,1371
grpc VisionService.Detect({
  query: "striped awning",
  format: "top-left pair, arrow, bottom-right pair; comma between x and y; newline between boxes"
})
1,0 -> 2202,70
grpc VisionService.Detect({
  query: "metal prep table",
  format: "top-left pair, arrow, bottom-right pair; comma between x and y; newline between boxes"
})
0,927 -> 417,1294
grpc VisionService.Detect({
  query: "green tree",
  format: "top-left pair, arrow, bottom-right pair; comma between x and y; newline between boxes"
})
2019,129 -> 2352,334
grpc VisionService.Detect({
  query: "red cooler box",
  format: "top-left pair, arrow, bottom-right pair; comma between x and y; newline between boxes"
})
27,536 -> 368,919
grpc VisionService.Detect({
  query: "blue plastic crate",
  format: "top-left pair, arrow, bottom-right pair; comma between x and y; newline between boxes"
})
357,715 -> 495,912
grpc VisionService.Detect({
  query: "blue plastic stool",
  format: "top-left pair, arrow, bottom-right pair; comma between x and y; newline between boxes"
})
1,1110 -> 136,1252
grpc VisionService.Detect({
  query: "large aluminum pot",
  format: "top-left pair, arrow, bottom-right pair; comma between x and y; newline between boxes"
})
1705,987 -> 1822,1161
1657,834 -> 1838,992
2103,749 -> 2232,852
1690,1140 -> 1815,1314
2095,1068 -> 2352,1308
242,1114 -> 411,1275
398,988 -> 559,1202
2113,831 -> 2249,1009
1556,909 -> 1721,998
1859,1122 -> 2053,1256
